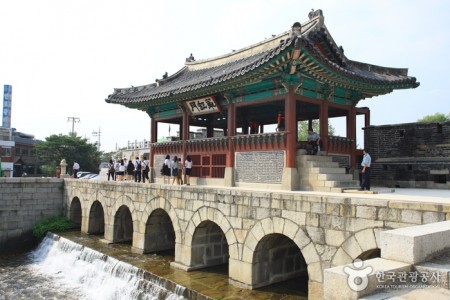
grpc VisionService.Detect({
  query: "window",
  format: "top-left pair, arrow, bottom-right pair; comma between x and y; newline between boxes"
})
1,147 -> 11,157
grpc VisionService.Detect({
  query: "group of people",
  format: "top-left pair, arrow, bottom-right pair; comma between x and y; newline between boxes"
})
107,156 -> 150,183
161,155 -> 192,185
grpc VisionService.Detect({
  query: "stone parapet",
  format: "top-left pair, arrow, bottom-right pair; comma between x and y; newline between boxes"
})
0,177 -> 64,250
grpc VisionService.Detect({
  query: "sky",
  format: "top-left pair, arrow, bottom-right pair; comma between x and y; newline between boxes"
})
1,0 -> 449,152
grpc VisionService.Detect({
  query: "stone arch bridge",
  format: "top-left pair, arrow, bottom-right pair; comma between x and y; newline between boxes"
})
65,180 -> 450,296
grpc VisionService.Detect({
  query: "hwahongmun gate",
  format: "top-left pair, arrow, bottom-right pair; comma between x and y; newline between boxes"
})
99,9 -> 421,298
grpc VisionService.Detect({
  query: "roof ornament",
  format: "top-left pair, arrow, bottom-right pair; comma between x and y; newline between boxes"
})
290,22 -> 302,38
186,53 -> 195,62
308,8 -> 323,20
308,9 -> 325,28
162,72 -> 168,79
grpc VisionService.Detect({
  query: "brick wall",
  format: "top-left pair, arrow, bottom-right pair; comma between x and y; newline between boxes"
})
364,122 -> 450,187
0,178 -> 64,250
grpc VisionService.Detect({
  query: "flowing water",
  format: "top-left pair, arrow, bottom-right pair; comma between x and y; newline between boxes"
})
0,231 -> 308,299
0,233 -> 185,300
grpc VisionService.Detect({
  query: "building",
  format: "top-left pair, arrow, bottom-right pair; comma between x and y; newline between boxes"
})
364,121 -> 450,189
106,9 -> 419,190
0,127 -> 38,177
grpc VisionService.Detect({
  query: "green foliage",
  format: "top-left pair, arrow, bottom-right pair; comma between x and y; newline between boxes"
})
35,134 -> 101,174
32,216 -> 74,238
297,120 -> 335,141
417,112 -> 450,123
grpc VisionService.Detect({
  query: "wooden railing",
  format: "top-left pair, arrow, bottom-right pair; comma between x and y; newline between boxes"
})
231,132 -> 288,151
151,141 -> 183,155
186,137 -> 229,153
327,136 -> 354,155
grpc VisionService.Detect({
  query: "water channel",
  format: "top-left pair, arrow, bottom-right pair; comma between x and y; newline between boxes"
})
0,231 -> 308,299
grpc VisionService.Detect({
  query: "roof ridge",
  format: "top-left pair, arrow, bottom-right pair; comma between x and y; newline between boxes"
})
185,15 -> 322,71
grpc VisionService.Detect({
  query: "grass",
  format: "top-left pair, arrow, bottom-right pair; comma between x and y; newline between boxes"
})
32,215 -> 75,238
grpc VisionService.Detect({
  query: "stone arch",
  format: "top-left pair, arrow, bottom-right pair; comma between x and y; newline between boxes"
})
88,200 -> 105,235
252,233 -> 309,289
141,196 -> 182,244
242,217 -> 322,283
330,227 -> 383,267
144,208 -> 175,253
113,205 -> 133,243
111,195 -> 139,225
190,220 -> 229,269
184,206 -> 239,262
69,197 -> 82,229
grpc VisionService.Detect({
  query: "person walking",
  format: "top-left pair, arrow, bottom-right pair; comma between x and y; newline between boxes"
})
171,156 -> 180,185
142,156 -> 150,183
134,156 -> 142,183
163,155 -> 171,184
177,157 -> 183,185
307,129 -> 321,155
126,158 -> 134,181
107,159 -> 115,181
184,155 -> 192,186
360,148 -> 372,191
117,159 -> 126,181
73,161 -> 80,179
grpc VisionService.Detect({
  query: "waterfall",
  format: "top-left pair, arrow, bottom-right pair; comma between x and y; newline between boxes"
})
29,233 -> 186,300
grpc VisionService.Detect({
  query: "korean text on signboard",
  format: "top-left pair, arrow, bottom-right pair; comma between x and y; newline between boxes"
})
2,85 -> 12,128
185,96 -> 219,115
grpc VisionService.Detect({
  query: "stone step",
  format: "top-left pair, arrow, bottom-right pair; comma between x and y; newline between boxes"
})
303,172 -> 353,181
299,167 -> 346,174
414,263 -> 450,290
316,173 -> 354,181
325,180 -> 360,188
296,155 -> 334,163
299,161 -> 340,168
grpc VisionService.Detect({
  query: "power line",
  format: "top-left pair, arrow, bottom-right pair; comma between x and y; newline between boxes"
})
92,127 -> 101,151
67,117 -> 80,136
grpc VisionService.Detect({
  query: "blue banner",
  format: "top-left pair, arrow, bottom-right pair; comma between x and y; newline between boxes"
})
2,85 -> 12,128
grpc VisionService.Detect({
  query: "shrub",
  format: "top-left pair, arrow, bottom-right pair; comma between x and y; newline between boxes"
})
32,216 -> 74,238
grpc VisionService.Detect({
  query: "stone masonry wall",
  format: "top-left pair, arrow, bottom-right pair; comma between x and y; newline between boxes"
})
0,178 -> 64,250
64,180 -> 450,296
364,122 -> 450,186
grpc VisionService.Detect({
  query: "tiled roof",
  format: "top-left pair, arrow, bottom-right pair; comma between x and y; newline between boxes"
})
106,9 -> 418,106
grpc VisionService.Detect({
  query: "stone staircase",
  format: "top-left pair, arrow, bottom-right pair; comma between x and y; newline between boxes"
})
325,221 -> 450,299
296,149 -> 360,192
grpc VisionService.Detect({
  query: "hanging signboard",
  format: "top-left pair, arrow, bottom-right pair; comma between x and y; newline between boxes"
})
2,85 -> 12,128
184,96 -> 220,115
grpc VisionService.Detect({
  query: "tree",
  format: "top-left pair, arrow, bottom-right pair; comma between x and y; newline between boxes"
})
298,120 -> 335,141
417,112 -> 450,123
35,134 -> 101,175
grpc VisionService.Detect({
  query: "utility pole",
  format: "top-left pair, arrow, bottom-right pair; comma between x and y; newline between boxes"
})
92,127 -> 101,151
67,117 -> 80,137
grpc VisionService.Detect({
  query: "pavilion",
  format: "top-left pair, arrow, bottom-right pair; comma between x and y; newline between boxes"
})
106,9 -> 418,190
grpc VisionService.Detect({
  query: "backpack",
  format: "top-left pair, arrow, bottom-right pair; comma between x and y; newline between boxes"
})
109,163 -> 115,172
136,160 -> 142,171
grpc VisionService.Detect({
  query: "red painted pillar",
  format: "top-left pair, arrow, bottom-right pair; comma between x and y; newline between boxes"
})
285,87 -> 297,168
182,112 -> 190,161
150,118 -> 157,168
348,106 -> 357,170
320,101 -> 329,151
226,104 -> 236,168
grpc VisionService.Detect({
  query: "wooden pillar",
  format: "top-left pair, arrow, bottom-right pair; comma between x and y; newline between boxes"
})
348,106 -> 357,170
226,104 -> 236,168
365,109 -> 371,127
285,87 -> 297,168
320,101 -> 329,151
224,104 -> 236,187
182,112 -> 189,161
150,119 -> 157,168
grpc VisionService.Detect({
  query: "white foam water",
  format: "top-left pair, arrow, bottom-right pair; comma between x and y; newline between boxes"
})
29,233 -> 186,300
